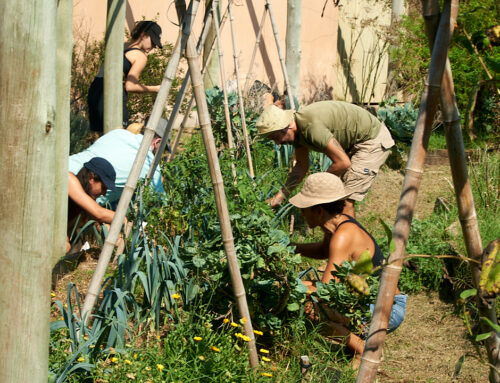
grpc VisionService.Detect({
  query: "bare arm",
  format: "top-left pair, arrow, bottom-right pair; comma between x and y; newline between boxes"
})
68,173 -> 114,224
124,50 -> 160,93
269,146 -> 309,207
324,137 -> 351,177
292,233 -> 331,259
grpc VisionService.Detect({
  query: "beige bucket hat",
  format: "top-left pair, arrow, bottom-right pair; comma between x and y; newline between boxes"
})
289,172 -> 351,208
255,105 -> 295,136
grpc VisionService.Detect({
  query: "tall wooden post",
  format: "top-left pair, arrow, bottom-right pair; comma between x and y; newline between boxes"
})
285,0 -> 302,100
422,1 -> 499,380
0,1 -> 57,381
53,0 -> 73,263
357,1 -> 457,381
103,0 -> 126,133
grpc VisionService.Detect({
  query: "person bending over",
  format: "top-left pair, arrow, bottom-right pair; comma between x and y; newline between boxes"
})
67,157 -> 117,252
289,172 -> 406,357
256,101 -> 395,217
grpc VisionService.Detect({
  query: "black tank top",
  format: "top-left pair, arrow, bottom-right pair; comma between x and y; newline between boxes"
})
336,214 -> 385,268
95,47 -> 141,78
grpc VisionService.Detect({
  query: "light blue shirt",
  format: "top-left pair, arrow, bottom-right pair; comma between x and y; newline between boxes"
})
69,129 -> 165,207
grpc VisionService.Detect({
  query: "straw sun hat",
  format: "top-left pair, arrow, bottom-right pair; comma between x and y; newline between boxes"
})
289,172 -> 351,209
255,105 -> 295,136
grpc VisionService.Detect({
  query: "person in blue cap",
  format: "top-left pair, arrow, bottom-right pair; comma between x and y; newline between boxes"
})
67,157 -> 118,252
87,20 -> 163,132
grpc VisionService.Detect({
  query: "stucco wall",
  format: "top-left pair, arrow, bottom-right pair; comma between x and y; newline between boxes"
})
73,0 -> 390,104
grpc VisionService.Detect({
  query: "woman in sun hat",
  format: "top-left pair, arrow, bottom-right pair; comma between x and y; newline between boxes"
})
67,157 -> 117,252
289,172 -> 407,357
87,20 -> 164,132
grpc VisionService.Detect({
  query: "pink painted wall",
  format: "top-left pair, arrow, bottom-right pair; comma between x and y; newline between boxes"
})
73,1 -> 389,104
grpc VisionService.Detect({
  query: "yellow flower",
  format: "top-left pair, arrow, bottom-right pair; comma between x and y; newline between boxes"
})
133,353 -> 138,359
211,346 -> 220,352
254,330 -> 263,336
261,372 -> 273,377
156,363 -> 165,372
77,357 -> 85,362
240,317 -> 247,324
241,335 -> 251,342
171,293 -> 181,300
199,355 -> 205,361
230,322 -> 239,327
259,348 -> 270,354
111,357 -> 118,363
223,318 -> 230,324
125,359 -> 132,365
89,345 -> 95,349
193,336 -> 203,341
156,335 -> 161,340
262,356 -> 271,362
51,293 -> 56,297
235,333 -> 243,338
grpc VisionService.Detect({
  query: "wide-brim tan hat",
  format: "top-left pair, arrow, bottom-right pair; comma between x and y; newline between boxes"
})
289,172 -> 351,208
255,105 -> 295,136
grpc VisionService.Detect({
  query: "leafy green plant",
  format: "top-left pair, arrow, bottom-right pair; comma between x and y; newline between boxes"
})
377,97 -> 418,144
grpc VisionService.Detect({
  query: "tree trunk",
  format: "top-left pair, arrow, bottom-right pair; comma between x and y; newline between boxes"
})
285,0 -> 302,101
54,0 -> 73,263
386,0 -> 407,97
103,0 -> 126,133
0,1 -> 57,381
203,1 -> 219,90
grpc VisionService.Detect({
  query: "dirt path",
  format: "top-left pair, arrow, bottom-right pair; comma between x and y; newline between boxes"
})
381,292 -> 488,382
358,164 -> 489,381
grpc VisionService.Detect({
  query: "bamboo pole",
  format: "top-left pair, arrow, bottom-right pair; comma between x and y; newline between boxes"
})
53,0 -> 73,264
243,5 -> 268,96
175,0 -> 259,368
422,1 -> 499,380
167,2 -> 232,163
212,0 -> 237,181
103,0 -> 126,133
81,1 -> 200,324
285,0 -> 302,99
356,1 -> 457,381
228,1 -> 255,178
0,1 -> 57,381
265,0 -> 295,110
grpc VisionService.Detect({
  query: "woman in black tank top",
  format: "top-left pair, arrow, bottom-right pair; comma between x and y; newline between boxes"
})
87,21 -> 163,132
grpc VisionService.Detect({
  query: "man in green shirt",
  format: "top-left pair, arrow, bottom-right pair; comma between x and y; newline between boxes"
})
256,101 -> 395,216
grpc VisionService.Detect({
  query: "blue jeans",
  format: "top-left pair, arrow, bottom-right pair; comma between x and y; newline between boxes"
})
369,294 -> 408,333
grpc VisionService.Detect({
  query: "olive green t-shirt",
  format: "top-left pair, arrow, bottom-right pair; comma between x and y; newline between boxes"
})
294,101 -> 381,152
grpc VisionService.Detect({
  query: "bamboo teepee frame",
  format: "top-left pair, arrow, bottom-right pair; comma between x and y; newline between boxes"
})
166,1 -> 233,163
422,1 -> 499,380
228,1 -> 255,178
174,0 -> 259,368
212,0 -> 238,182
357,0 -> 482,381
81,0 -> 200,323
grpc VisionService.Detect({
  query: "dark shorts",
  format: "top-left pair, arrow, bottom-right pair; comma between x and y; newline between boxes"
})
87,77 -> 129,132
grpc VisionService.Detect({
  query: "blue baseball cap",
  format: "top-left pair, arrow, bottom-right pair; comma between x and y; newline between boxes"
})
84,157 -> 117,192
